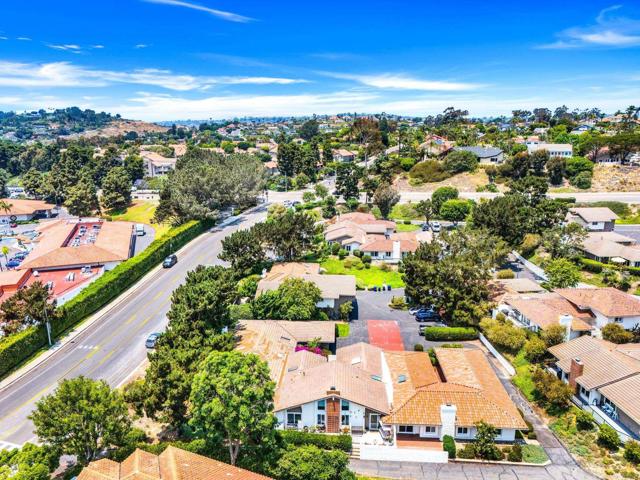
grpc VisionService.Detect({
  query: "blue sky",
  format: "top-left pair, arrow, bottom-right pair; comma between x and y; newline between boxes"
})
1,0 -> 639,120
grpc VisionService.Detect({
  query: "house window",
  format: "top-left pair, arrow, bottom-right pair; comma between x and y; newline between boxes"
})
385,251 -> 392,257
495,429 -> 502,436
345,245 -> 351,251
317,400 -> 325,411
579,385 -> 589,399
287,407 -> 302,425
341,400 -> 349,411
614,317 -> 623,323
399,425 -> 414,433
341,414 -> 350,426
371,251 -> 379,257
457,427 -> 469,436
424,426 -> 436,434
317,414 -> 326,425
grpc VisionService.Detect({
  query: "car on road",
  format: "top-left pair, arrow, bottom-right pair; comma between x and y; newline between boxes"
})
13,252 -> 28,260
162,254 -> 177,268
9,222 -> 17,228
431,221 -> 441,233
145,332 -> 161,348
421,223 -> 430,231
0,230 -> 15,236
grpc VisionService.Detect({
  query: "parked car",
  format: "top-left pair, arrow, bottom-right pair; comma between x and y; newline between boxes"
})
414,307 -> 441,322
0,230 -> 15,236
145,332 -> 161,348
162,254 -> 177,268
13,252 -> 28,260
421,223 -> 430,231
9,222 -> 17,228
6,259 -> 21,268
431,221 -> 441,233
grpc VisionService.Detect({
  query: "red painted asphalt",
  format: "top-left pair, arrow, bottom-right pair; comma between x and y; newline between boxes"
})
367,320 -> 404,351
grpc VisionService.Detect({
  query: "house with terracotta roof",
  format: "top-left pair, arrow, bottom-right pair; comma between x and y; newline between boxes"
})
256,262 -> 356,318
324,212 -> 430,263
333,148 -> 357,162
141,150 -> 177,177
496,291 -> 595,339
555,287 -> 640,333
0,198 -> 56,224
239,321 -> 527,449
78,446 -> 272,480
549,335 -> 640,442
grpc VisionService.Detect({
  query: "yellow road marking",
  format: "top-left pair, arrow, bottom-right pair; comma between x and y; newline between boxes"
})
153,290 -> 165,300
125,314 -> 137,324
83,346 -> 101,360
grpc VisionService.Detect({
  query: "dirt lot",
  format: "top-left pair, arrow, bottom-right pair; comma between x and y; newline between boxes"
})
590,164 -> 640,192
63,120 -> 168,139
395,169 -> 505,192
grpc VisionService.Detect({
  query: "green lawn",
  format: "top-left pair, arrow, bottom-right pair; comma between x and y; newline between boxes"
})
320,257 -> 405,289
616,215 -> 640,225
522,445 -> 549,464
109,201 -> 171,239
508,350 -> 536,401
395,223 -> 420,232
390,203 -> 421,221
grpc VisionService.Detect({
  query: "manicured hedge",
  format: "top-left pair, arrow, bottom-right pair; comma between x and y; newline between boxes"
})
422,326 -> 478,341
579,257 -> 604,273
0,220 -> 209,379
279,430 -> 352,452
0,326 -> 48,378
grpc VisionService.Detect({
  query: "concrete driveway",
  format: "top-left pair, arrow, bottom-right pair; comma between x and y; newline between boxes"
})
338,289 -> 478,351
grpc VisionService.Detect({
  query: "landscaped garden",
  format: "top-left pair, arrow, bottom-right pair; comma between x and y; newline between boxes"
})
321,257 -> 405,289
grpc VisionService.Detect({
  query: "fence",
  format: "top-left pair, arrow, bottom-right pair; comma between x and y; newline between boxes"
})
479,333 -> 516,377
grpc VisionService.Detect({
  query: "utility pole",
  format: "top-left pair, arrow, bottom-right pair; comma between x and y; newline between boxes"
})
43,306 -> 52,346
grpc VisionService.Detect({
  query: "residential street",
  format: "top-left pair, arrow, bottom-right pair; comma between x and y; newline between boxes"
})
0,206 -> 268,448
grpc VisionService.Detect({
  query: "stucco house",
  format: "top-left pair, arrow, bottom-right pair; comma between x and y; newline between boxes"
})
527,143 -> 573,157
454,146 -> 504,164
566,207 -> 618,231
549,336 -> 640,442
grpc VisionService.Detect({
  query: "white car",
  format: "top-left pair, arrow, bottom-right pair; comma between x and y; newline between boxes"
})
431,221 -> 441,232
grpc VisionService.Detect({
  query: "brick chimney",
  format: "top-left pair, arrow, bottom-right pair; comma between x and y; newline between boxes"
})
568,358 -> 584,390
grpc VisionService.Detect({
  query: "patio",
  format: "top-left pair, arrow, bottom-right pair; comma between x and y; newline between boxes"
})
396,434 -> 443,450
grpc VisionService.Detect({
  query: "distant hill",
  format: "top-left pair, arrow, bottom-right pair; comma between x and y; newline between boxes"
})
0,107 -> 166,142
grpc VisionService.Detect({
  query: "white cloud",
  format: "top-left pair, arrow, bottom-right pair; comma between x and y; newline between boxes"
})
134,44 -> 148,49
0,36 -> 7,41
142,0 -> 253,23
91,45 -> 105,49
47,44 -> 82,52
16,37 -> 31,41
0,60 -> 308,90
323,72 -> 483,91
538,5 -> 640,49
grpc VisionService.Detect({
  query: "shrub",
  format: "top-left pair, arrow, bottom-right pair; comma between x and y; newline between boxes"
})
399,157 -> 416,171
524,336 -> 547,362
575,409 -> 595,431
565,156 -> 594,178
441,343 -> 463,348
0,326 -> 48,378
570,171 -> 592,189
338,249 -> 347,260
443,435 -> 456,459
414,343 -> 424,352
496,269 -> 515,279
520,233 -> 542,257
379,262 -> 391,272
443,150 -> 479,173
353,249 -> 362,258
343,257 -> 361,269
457,443 -> 475,459
237,274 -> 261,298
278,430 -> 352,452
229,303 -> 253,321
602,323 -> 635,344
302,191 -> 316,203
427,347 -> 438,365
389,296 -> 407,309
579,257 -> 605,273
403,219 -> 411,225
541,324 -> 567,347
508,443 -> 523,462
330,242 -> 341,255
409,160 -> 451,183
532,368 -> 573,409
480,317 -> 527,353
361,254 -> 372,265
422,326 -> 478,341
624,440 -> 640,464
597,424 -> 620,451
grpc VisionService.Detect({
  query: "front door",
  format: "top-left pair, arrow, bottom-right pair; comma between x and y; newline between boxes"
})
326,398 -> 340,433
369,413 -> 380,430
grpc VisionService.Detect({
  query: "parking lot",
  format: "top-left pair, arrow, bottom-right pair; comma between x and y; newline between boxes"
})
338,289 -> 478,351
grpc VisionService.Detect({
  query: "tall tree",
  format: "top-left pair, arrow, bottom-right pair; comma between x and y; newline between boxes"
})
101,166 -> 132,212
123,154 -> 145,181
274,445 -> 355,480
416,199 -> 434,226
0,282 -> 58,336
431,186 -> 458,215
298,118 -> 319,141
403,229 -> 507,325
219,228 -> 266,276
372,184 -> 400,219
189,351 -> 277,466
253,278 -> 323,320
30,377 -> 131,465
254,210 -> 317,261
64,173 -> 99,217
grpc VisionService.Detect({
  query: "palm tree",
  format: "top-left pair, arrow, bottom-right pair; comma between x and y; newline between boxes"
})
0,200 -> 12,217
0,246 -> 8,272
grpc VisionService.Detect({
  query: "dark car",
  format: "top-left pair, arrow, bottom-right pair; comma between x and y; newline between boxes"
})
145,332 -> 161,348
414,307 -> 441,322
9,223 -> 17,228
162,254 -> 177,268
13,252 -> 28,260
6,259 -> 22,268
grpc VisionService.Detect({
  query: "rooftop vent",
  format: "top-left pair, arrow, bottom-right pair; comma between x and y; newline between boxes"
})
351,356 -> 361,365
398,374 -> 407,384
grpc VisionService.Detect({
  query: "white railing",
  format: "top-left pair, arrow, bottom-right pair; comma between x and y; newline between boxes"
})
511,251 -> 547,280
479,333 -> 516,377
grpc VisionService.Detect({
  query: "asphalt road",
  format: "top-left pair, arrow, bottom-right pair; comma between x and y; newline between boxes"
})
0,206 -> 268,449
